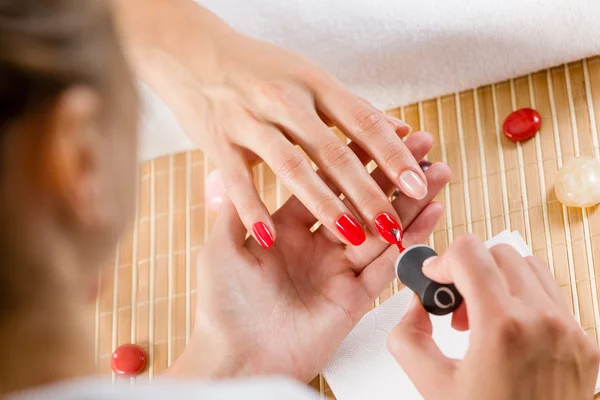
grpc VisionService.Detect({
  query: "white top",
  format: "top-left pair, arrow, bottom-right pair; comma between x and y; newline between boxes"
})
9,377 -> 319,400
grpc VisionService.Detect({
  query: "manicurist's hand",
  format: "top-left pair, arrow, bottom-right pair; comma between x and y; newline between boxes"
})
165,132 -> 448,382
389,235 -> 600,400
115,0 -> 427,249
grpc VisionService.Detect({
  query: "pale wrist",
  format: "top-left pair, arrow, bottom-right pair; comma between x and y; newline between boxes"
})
113,0 -> 236,149
112,0 -> 230,87
164,329 -> 252,379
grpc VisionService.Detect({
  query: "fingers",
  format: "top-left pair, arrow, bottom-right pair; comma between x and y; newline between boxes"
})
320,113 -> 413,141
388,296 -> 454,399
526,256 -> 568,311
422,234 -> 509,324
236,127 -> 366,246
358,202 -> 444,300
219,145 -> 276,249
386,115 -> 413,138
345,162 -> 449,268
274,131 -> 434,231
488,244 -> 541,297
451,302 -> 469,331
315,88 -> 428,200
208,195 -> 248,246
368,131 -> 434,197
284,112 -> 404,244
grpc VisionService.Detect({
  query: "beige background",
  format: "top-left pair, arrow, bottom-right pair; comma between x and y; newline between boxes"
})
86,57 -> 600,398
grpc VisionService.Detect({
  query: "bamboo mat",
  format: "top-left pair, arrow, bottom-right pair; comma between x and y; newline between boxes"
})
86,56 -> 600,398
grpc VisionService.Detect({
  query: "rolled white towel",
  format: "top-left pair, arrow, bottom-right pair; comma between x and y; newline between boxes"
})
139,0 -> 600,160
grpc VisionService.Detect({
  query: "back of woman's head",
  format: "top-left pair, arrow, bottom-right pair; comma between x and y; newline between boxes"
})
0,0 -> 138,314
0,0 -> 128,130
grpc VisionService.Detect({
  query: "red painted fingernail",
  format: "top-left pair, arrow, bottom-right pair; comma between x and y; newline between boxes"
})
374,213 -> 403,244
336,214 -> 366,246
252,222 -> 274,249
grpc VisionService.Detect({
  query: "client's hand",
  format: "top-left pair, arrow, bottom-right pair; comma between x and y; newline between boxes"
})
166,131 -> 449,382
389,235 -> 600,400
124,0 -> 426,249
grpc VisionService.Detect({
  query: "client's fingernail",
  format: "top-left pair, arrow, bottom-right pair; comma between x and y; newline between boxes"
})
252,222 -> 274,249
374,213 -> 403,244
398,170 -> 428,200
336,214 -> 366,246
422,256 -> 438,270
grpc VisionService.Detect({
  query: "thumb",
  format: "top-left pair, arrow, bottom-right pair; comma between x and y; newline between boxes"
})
211,195 -> 248,246
388,295 -> 455,398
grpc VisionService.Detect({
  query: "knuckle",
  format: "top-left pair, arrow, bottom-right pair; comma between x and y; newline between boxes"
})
234,199 -> 255,219
320,141 -> 355,170
255,80 -> 298,109
353,187 -> 385,211
352,109 -> 388,137
296,66 -> 326,86
537,312 -> 568,343
495,313 -> 528,348
275,152 -> 306,182
572,326 -> 600,364
223,169 -> 252,193
381,143 -> 411,170
313,196 -> 339,219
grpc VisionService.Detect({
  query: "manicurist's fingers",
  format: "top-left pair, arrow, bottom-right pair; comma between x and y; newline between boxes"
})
358,202 -> 444,299
422,235 -> 509,325
388,295 -> 455,399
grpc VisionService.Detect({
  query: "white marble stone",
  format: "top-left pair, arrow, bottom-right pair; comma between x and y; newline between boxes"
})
555,157 -> 600,208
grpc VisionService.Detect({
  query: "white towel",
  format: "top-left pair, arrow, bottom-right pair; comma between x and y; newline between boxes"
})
138,0 -> 600,160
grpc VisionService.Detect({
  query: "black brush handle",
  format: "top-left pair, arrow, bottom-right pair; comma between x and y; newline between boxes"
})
395,245 -> 463,316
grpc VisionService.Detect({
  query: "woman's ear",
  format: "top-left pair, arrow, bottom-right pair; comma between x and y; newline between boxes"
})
42,86 -> 103,228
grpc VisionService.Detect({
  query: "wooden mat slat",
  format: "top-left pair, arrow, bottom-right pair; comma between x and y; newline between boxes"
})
86,56 -> 600,398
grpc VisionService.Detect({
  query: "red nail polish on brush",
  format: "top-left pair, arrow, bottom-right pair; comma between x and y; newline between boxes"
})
252,222 -> 274,249
336,214 -> 366,246
375,213 -> 403,245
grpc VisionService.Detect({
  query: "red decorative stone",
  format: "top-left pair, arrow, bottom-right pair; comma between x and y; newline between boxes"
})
502,108 -> 542,142
111,344 -> 147,377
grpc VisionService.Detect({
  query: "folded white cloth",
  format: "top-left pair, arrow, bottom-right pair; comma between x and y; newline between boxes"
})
138,0 -> 600,160
322,231 -> 600,399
